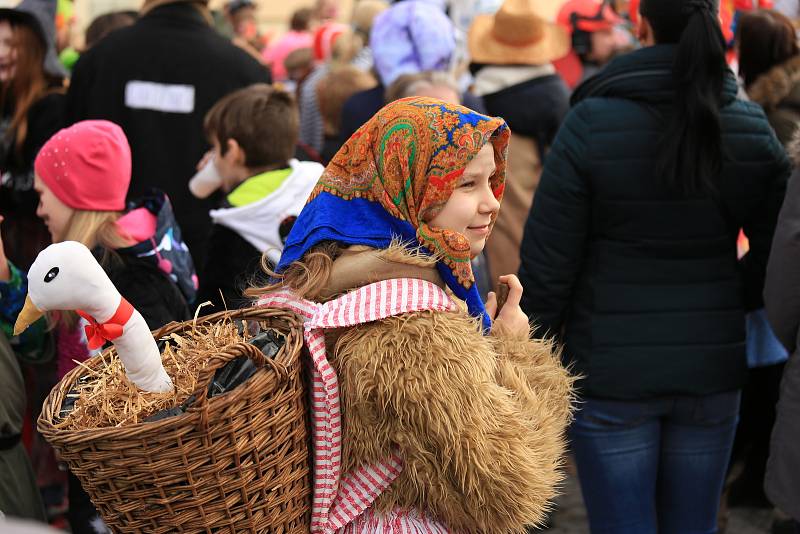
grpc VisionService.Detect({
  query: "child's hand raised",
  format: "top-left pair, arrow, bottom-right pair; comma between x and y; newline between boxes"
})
486,274 -> 530,339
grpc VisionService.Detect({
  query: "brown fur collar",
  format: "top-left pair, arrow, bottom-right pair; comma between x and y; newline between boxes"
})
320,243 -> 444,299
748,55 -> 800,110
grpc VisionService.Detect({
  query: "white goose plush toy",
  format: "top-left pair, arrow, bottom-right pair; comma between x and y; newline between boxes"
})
14,241 -> 173,393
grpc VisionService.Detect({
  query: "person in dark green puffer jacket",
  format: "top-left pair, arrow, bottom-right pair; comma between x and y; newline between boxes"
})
518,0 -> 790,532
0,331 -> 46,523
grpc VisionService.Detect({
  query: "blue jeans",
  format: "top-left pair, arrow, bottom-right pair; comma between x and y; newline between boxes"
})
570,391 -> 741,534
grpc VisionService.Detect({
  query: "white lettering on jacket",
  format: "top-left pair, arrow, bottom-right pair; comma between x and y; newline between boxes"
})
124,81 -> 195,113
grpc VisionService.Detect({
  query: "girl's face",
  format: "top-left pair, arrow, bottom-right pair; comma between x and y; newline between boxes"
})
429,143 -> 500,257
0,20 -> 17,82
34,174 -> 74,242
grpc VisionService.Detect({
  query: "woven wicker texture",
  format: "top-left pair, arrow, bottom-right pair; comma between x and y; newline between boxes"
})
38,307 -> 311,533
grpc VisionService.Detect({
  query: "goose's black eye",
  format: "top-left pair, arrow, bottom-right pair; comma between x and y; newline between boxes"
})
44,267 -> 59,283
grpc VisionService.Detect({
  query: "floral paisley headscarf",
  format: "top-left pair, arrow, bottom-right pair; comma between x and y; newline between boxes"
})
276,96 -> 510,329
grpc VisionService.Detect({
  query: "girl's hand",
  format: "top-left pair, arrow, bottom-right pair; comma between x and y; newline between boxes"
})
486,274 -> 530,338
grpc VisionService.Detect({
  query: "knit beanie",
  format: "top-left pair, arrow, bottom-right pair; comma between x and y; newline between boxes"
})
34,120 -> 132,211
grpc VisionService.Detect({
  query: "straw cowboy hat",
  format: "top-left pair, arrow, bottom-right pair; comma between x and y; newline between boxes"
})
468,0 -> 570,65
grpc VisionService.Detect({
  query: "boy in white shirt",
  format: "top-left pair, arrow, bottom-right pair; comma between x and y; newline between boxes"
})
192,84 -> 323,309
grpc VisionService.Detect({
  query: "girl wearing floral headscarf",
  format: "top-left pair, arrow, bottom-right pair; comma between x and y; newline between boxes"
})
251,97 -> 573,533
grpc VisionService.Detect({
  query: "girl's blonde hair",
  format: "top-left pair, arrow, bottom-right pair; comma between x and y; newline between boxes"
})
245,241 -> 343,301
245,239 -> 432,302
61,210 -> 132,250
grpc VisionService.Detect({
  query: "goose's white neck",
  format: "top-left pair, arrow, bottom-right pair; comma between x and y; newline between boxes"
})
112,308 -> 172,392
79,294 -> 173,392
80,293 -> 123,324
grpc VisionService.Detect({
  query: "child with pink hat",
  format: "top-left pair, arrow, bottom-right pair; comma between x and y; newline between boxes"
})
34,120 -> 132,229
32,120 -> 197,306
1,118 -> 195,534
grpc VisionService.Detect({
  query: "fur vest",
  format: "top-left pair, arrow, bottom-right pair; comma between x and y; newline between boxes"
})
320,245 -> 575,532
747,54 -> 800,147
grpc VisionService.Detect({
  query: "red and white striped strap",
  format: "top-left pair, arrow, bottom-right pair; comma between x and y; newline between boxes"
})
338,506 -> 453,533
258,278 -> 456,533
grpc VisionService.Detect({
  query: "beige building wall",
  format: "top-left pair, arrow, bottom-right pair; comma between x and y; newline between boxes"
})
71,0 -> 354,46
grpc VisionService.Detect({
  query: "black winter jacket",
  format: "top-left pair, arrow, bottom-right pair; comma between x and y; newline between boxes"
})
102,251 -> 190,331
764,161 -> 800,521
480,74 -> 569,159
196,224 -> 262,311
65,4 -> 270,265
0,91 -> 64,269
519,45 -> 790,399
0,91 -> 64,190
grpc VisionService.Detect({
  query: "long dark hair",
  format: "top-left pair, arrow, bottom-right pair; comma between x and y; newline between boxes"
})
0,21 -> 49,152
641,0 -> 727,194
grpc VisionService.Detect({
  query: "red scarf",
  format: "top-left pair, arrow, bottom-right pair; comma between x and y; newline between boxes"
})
76,297 -> 134,350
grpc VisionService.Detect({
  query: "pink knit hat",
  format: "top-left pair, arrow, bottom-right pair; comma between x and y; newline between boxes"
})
34,120 -> 132,211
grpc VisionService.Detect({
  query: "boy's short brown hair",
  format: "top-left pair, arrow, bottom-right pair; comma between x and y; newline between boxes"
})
204,84 -> 299,168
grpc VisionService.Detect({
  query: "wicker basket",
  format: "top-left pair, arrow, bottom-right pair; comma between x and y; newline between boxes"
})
38,307 -> 311,533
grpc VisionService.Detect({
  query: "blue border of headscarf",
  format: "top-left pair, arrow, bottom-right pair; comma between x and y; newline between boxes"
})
276,193 -> 492,331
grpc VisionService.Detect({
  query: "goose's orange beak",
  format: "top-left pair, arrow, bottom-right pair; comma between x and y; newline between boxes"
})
14,295 -> 43,336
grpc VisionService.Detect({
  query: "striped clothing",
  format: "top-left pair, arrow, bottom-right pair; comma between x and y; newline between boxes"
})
340,508 -> 451,533
298,65 -> 329,153
258,278 -> 457,533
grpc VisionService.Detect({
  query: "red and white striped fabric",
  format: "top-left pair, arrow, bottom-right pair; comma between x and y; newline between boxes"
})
339,507 -> 452,533
258,278 -> 458,533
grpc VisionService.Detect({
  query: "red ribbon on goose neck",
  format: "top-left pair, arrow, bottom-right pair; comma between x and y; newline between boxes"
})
76,297 -> 134,350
